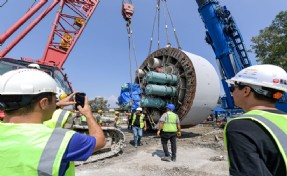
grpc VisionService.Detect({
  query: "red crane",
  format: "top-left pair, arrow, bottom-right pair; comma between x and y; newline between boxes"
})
0,0 -> 99,69
0,0 -> 100,120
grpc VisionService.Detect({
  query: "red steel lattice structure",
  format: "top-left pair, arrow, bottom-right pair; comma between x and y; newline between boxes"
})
0,0 -> 100,69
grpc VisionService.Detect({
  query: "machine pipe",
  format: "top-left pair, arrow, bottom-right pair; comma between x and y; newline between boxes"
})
146,71 -> 177,85
136,69 -> 145,78
145,84 -> 177,97
141,97 -> 167,108
148,57 -> 162,68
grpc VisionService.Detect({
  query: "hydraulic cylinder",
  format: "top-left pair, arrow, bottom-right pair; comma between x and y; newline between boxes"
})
145,84 -> 177,97
146,71 -> 177,85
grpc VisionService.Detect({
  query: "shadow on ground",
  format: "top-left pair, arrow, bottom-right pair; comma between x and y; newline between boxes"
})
152,149 -> 165,158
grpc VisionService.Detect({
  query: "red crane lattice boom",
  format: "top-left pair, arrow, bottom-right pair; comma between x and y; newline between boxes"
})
0,0 -> 100,69
38,0 -> 100,68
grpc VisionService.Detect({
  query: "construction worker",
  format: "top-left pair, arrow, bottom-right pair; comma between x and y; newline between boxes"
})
0,68 -> 106,176
114,111 -> 120,128
0,111 -> 3,123
44,91 -> 77,128
80,114 -> 87,126
127,111 -> 132,130
96,109 -> 103,126
132,107 -> 147,148
224,64 -> 287,175
157,104 -> 181,162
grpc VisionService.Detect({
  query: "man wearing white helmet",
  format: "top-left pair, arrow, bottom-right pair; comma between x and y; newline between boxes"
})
0,69 -> 106,176
224,64 -> 287,175
131,107 -> 147,148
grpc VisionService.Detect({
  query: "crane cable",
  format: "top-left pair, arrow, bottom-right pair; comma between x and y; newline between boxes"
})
26,0 -> 37,13
0,0 -> 7,7
122,0 -> 142,109
162,0 -> 171,47
148,0 -> 182,56
148,0 -> 160,55
163,0 -> 181,49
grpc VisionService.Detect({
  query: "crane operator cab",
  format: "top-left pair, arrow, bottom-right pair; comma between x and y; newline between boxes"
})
0,58 -> 73,95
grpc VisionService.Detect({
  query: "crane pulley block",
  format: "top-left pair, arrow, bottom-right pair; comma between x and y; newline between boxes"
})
74,17 -> 85,27
59,33 -> 73,51
122,2 -> 134,21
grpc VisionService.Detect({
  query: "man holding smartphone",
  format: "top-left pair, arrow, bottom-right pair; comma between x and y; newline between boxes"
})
0,68 -> 106,176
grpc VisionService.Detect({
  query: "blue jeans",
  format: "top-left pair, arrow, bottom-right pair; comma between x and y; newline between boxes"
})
132,126 -> 143,146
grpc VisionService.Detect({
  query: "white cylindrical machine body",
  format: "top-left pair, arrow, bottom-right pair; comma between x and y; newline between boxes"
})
180,51 -> 220,126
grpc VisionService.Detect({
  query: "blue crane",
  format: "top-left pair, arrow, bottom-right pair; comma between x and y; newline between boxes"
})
196,0 -> 287,113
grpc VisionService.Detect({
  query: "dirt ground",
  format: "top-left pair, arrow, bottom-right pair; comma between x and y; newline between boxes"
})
76,124 -> 229,176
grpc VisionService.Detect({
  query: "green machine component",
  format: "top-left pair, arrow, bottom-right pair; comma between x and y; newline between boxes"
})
145,84 -> 177,97
141,97 -> 167,108
146,71 -> 177,85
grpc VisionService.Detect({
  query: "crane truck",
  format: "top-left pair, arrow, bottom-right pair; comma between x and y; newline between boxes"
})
195,0 -> 287,113
0,0 -> 124,163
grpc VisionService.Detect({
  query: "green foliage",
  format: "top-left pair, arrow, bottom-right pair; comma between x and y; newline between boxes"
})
89,97 -> 110,112
251,11 -> 287,70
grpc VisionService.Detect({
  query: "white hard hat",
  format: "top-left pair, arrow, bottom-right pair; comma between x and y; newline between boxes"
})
136,107 -> 142,111
28,63 -> 40,69
226,64 -> 287,92
0,69 -> 57,95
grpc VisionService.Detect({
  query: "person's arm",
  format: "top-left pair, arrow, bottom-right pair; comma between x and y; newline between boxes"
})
143,116 -> 147,131
176,115 -> 181,136
77,96 -> 106,151
56,92 -> 77,108
157,113 -> 166,136
157,122 -> 164,136
226,120 -> 272,176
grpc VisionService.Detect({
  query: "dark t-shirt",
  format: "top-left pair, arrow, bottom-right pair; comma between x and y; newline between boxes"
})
132,114 -> 146,128
226,110 -> 287,176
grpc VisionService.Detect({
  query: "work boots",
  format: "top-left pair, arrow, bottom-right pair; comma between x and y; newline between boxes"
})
161,156 -> 171,162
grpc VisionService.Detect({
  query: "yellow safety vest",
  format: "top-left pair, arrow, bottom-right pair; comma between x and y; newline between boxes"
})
132,114 -> 145,128
115,116 -> 121,125
224,110 -> 287,170
44,109 -> 72,128
0,123 -> 75,176
162,111 -> 178,132
43,109 -> 75,174
81,115 -> 87,122
97,114 -> 103,124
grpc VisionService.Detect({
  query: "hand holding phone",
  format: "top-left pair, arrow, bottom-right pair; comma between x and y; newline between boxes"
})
75,92 -> 86,110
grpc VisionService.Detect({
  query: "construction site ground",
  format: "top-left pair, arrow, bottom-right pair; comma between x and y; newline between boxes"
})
76,123 -> 229,176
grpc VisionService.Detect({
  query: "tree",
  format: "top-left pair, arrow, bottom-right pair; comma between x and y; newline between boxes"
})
89,97 -> 110,112
251,11 -> 287,70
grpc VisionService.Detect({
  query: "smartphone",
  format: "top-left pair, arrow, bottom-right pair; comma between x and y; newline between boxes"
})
75,92 -> 86,110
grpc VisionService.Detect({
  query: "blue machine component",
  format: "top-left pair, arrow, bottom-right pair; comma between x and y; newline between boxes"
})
145,84 -> 177,97
141,97 -> 167,108
196,0 -> 287,112
196,0 -> 251,110
118,83 -> 142,111
146,71 -> 178,85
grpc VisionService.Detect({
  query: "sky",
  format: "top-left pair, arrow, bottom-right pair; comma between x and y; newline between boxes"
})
0,0 -> 286,107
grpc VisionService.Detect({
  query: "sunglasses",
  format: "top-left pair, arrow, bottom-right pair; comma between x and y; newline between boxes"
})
229,82 -> 249,93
